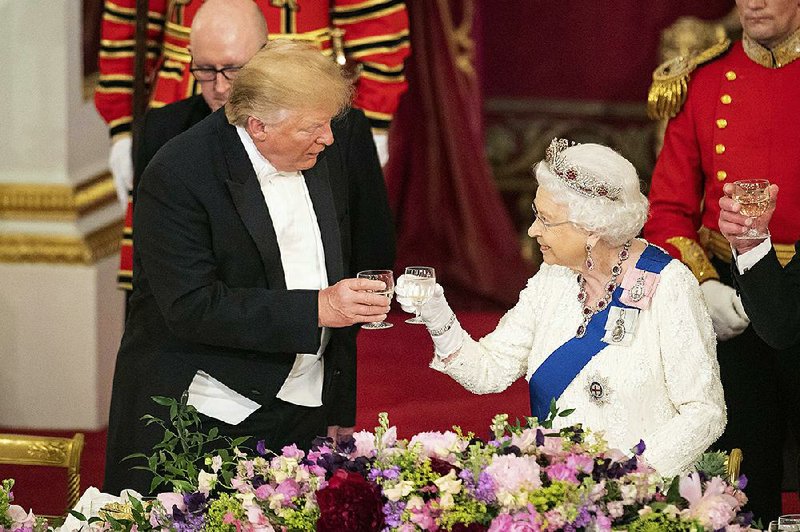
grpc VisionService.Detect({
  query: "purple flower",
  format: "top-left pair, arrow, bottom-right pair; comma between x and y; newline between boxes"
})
382,500 -> 406,528
737,474 -> 748,490
256,439 -> 267,456
183,491 -> 206,513
631,439 -> 646,456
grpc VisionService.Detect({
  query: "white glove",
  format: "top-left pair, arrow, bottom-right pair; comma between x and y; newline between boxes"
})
700,279 -> 750,342
109,136 -> 134,212
372,131 -> 389,167
396,274 -> 464,357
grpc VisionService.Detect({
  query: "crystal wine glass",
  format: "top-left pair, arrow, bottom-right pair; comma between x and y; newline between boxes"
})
732,179 -> 770,240
778,515 -> 800,531
357,269 -> 394,330
403,266 -> 436,324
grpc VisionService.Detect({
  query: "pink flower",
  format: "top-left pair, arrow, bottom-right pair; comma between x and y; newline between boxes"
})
408,500 -> 440,530
485,455 -> 542,507
545,462 -> 578,483
566,453 -> 594,474
280,444 -> 304,459
156,492 -> 187,513
7,505 -> 36,530
276,479 -> 300,501
254,483 -> 274,500
488,505 -> 542,531
409,431 -> 466,462
679,473 -> 739,530
352,430 -> 376,458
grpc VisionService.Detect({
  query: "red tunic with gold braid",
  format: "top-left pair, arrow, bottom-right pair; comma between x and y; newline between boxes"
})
95,0 -> 410,140
644,34 -> 800,283
98,0 -> 410,290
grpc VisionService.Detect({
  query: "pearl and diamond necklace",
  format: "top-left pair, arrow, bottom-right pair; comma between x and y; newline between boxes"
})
575,240 -> 632,338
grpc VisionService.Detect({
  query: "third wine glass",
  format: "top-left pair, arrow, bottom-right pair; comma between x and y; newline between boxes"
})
732,179 -> 770,240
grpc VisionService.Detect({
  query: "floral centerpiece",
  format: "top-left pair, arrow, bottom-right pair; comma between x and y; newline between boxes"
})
5,398 -> 756,531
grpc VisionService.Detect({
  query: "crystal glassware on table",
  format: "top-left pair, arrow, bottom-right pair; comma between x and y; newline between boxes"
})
402,266 -> 436,324
356,269 -> 394,329
732,178 -> 770,240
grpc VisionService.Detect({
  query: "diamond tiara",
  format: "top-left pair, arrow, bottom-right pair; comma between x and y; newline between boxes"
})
544,138 -> 622,200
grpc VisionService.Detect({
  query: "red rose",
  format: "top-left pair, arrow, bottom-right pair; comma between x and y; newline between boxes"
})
316,469 -> 386,532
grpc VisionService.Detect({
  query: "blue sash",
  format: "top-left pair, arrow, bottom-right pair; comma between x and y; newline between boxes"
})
528,245 -> 671,421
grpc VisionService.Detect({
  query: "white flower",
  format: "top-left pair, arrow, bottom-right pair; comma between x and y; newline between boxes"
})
433,470 -> 462,496
211,455 -> 223,473
383,480 -> 415,502
197,470 -> 218,496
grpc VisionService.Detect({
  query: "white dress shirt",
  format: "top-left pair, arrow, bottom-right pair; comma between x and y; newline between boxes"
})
235,125 -> 330,407
733,236 -> 772,274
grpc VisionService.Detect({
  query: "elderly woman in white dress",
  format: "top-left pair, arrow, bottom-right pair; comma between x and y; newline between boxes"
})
396,139 -> 726,477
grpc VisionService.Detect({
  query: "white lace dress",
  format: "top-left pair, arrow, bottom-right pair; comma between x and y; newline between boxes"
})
431,255 -> 726,478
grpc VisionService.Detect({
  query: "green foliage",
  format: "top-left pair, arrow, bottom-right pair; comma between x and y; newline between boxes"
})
627,511 -> 703,531
204,493 -> 245,532
0,479 -> 14,528
126,393 -> 250,494
693,450 -> 728,478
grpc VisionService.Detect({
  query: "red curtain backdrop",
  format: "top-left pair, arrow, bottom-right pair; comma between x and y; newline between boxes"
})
479,1 -> 736,102
385,0 -> 532,310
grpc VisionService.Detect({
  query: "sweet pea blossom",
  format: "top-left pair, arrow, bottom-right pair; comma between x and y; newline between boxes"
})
409,431 -> 466,463
197,470 -> 217,495
383,479 -> 415,502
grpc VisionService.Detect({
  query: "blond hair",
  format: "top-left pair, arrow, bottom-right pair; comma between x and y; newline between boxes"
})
225,40 -> 353,126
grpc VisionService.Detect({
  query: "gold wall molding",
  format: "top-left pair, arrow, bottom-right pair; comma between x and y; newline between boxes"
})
0,219 -> 122,264
0,172 -> 117,221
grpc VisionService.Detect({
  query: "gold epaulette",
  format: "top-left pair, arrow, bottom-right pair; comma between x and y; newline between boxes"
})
647,38 -> 732,120
666,236 -> 720,284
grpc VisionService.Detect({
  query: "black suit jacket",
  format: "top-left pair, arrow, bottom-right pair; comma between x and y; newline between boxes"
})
106,105 -> 394,493
733,241 -> 800,349
133,94 -> 211,189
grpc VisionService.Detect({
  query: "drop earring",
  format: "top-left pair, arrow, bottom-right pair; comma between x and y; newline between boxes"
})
585,242 -> 594,270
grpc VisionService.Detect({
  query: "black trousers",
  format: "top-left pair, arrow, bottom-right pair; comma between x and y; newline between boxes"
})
711,257 -> 800,524
104,397 -> 328,495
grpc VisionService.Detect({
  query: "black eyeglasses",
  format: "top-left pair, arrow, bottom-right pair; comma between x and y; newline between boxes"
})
190,65 -> 243,82
531,203 -> 571,229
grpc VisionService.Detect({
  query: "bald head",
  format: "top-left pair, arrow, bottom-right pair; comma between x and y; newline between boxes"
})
190,0 -> 268,111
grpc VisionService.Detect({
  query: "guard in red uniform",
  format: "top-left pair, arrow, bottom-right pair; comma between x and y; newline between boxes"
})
94,0 -> 410,291
644,0 -> 800,523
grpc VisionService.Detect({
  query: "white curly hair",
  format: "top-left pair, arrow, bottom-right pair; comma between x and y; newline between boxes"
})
534,142 -> 649,247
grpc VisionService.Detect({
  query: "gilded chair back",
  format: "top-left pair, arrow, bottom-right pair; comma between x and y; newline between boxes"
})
0,432 -> 85,517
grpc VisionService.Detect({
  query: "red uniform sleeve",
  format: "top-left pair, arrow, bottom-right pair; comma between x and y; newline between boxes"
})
94,0 -> 166,139
644,87 -> 720,283
331,0 -> 410,130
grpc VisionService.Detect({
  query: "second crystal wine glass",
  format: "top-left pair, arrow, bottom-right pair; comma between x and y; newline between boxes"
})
357,269 -> 394,329
403,266 -> 436,324
732,179 -> 770,240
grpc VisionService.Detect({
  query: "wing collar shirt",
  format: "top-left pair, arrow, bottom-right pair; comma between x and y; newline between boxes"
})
236,125 -> 330,407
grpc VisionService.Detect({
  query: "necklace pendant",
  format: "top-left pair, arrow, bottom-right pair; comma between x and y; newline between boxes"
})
611,320 -> 626,342
629,276 -> 646,302
576,324 -> 587,338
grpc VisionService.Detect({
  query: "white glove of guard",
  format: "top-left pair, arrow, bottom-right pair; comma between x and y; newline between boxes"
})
372,131 -> 389,167
395,274 -> 464,357
109,136 -> 134,212
700,279 -> 750,342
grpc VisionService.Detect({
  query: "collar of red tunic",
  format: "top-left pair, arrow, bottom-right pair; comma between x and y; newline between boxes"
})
743,25 -> 800,68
